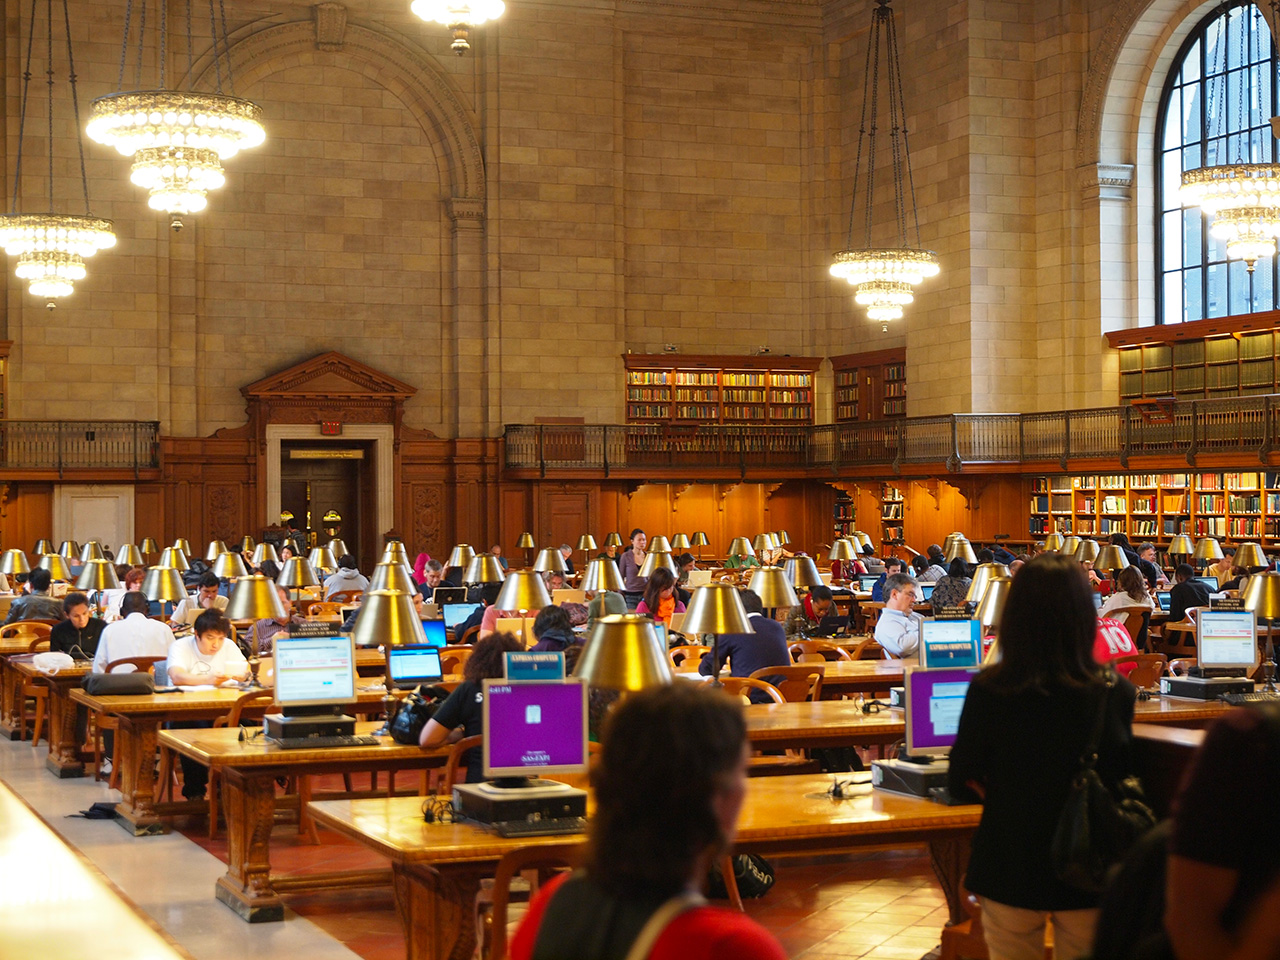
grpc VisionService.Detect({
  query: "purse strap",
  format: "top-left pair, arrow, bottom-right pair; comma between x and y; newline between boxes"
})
621,891 -> 706,960
1078,674 -> 1115,772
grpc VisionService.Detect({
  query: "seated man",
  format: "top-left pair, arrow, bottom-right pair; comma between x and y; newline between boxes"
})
101,565 -> 146,619
169,572 -> 229,627
92,591 -> 174,673
1168,563 -> 1211,623
418,559 -> 444,594
324,554 -> 370,599
698,589 -> 789,702
871,556 -> 905,602
874,572 -> 922,660
249,586 -> 306,655
784,585 -> 833,639
49,592 -> 107,659
723,548 -> 760,570
4,567 -> 65,624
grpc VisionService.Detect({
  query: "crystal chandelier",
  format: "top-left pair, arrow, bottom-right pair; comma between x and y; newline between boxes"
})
829,0 -> 938,332
1180,3 -> 1280,272
410,0 -> 506,54
0,0 -> 115,307
87,0 -> 265,229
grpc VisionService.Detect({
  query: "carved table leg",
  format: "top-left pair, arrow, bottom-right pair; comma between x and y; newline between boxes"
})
927,834 -> 973,926
45,682 -> 85,778
215,769 -> 284,922
0,659 -> 21,740
392,861 -> 490,960
113,716 -> 165,835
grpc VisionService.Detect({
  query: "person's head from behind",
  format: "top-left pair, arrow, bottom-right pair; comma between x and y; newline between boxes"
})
1117,565 -> 1148,601
257,559 -> 281,581
884,557 -> 904,577
478,581 -> 503,607
588,684 -> 747,899
28,567 -> 51,593
807,584 -> 833,618
533,604 -> 573,641
463,633 -> 523,682
1175,562 -> 1194,583
927,544 -> 944,562
337,554 -> 358,571
121,591 -> 150,617
910,555 -> 928,576
991,553 -> 1099,691
976,548 -> 994,564
64,592 -> 91,629
738,588 -> 763,616
862,544 -> 876,558
947,558 -> 968,579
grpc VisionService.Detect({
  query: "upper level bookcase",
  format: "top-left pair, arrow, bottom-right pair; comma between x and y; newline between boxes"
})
623,354 -> 822,425
831,348 -> 907,421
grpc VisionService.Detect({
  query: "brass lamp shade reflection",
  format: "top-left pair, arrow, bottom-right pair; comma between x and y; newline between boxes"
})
79,542 -> 105,562
172,539 -> 192,555
1093,545 -> 1132,574
205,540 -> 229,561
37,555 -> 72,580
494,570 -> 552,612
975,576 -> 1013,632
141,566 -> 187,603
727,536 -> 755,558
747,566 -> 799,610
1243,572 -> 1280,620
0,549 -> 30,576
649,535 -> 672,554
785,555 -> 825,589
138,537 -> 159,556
464,553 -> 506,584
639,551 -> 678,578
853,531 -> 873,549
75,559 -> 120,592
828,539 -> 856,561
576,614 -> 672,691
945,538 -> 978,564
446,544 -> 476,568
277,557 -> 320,588
670,533 -> 691,550
682,581 -> 753,635
116,544 -> 144,566
1074,539 -> 1099,563
1168,534 -> 1195,557
350,590 -> 427,649
252,543 -> 280,566
576,534 -> 598,552
225,575 -> 288,621
691,532 -> 709,547
518,532 -> 537,549
158,547 -> 190,572
1194,538 -> 1224,562
369,561 -> 418,594
582,558 -> 625,593
32,539 -> 53,556
1235,542 -> 1268,570
775,530 -> 791,545
328,538 -> 350,558
966,563 -> 1010,602
58,541 -> 81,560
308,547 -> 338,574
1061,536 -> 1081,557
1043,533 -> 1065,552
240,535 -> 256,553
213,553 -> 250,580
533,548 -> 568,574
382,542 -> 410,566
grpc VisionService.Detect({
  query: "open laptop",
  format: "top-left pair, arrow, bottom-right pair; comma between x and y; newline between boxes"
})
432,586 -> 467,605
1194,575 -> 1219,592
1155,591 -> 1172,613
857,575 -> 879,592
685,570 -> 712,588
386,645 -> 444,690
918,582 -> 935,602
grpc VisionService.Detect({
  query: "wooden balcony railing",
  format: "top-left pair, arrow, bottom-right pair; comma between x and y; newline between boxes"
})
0,421 -> 161,474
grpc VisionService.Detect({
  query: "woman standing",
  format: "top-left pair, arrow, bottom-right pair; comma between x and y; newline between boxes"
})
948,553 -> 1138,960
619,528 -> 648,601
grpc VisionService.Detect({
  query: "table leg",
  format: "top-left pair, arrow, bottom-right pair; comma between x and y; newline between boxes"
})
215,769 -> 284,922
113,716 -> 165,836
392,861 -> 490,960
0,659 -> 22,740
927,835 -> 972,926
45,682 -> 85,778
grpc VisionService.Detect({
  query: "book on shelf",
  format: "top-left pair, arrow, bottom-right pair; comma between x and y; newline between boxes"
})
1051,493 -> 1073,512
1196,473 -> 1224,490
1162,494 -> 1187,513
1077,497 -> 1096,513
1227,494 -> 1261,513
881,503 -> 904,520
1031,478 -> 1049,493
1101,496 -> 1126,513
1099,476 -> 1126,490
1030,495 -> 1049,513
1224,472 -> 1261,490
1073,476 -> 1097,490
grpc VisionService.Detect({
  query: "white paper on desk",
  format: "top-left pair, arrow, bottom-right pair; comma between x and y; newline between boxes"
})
176,684 -> 217,691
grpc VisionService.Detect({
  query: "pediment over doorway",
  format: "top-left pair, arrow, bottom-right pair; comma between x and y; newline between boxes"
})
241,351 -> 417,401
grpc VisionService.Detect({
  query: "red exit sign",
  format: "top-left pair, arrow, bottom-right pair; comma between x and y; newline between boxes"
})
320,421 -> 342,436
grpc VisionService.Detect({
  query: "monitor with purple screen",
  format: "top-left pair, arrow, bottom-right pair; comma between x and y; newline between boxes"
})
903,665 -> 980,760
481,679 -> 589,781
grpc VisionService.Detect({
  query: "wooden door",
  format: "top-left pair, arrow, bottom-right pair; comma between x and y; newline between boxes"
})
539,489 -> 592,555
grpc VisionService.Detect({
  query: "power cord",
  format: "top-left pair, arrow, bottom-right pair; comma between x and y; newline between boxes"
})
422,794 -> 459,824
826,775 -> 871,799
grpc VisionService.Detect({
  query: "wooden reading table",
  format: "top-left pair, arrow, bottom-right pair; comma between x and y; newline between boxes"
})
11,656 -> 93,776
0,635 -> 39,739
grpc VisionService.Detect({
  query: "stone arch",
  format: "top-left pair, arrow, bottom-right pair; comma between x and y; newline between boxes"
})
189,17 -> 485,201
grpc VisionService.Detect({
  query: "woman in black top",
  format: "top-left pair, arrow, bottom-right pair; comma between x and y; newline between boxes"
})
948,553 -> 1137,960
419,633 -> 523,782
930,558 -> 972,610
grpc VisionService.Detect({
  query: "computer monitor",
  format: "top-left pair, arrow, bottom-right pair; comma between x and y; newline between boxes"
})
443,602 -> 482,632
1197,610 -> 1258,673
903,665 -> 979,760
433,586 -> 467,605
1155,591 -> 1172,613
652,622 -> 668,648
918,582 -> 935,602
918,619 -> 982,669
481,679 -> 589,781
1194,575 -> 1219,592
273,634 -> 357,715
858,575 -> 879,592
386,645 -> 444,689
421,619 -> 447,648
1092,593 -> 1104,610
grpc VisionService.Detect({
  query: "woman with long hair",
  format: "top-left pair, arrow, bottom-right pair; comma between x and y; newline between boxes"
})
930,557 -> 973,609
948,553 -> 1138,960
1098,565 -> 1153,624
636,567 -> 685,626
618,527 -> 648,597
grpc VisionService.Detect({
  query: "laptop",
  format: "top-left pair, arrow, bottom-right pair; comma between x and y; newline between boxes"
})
857,575 -> 879,592
420,619 -> 447,648
421,602 -> 441,620
1155,591 -> 1172,613
386,645 -> 444,690
443,602 -> 482,633
918,582 -> 935,602
1194,576 -> 1219,592
685,570 -> 712,588
809,614 -> 849,637
432,586 -> 467,605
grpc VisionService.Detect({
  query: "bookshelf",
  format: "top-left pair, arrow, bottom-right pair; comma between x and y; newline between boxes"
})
623,355 -> 821,425
881,483 -> 904,545
831,349 -> 907,422
834,492 -> 856,540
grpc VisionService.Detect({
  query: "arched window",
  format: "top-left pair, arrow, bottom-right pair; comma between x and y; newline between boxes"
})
1157,2 -> 1278,324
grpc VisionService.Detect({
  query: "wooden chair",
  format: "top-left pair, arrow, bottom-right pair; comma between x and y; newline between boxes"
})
305,600 -> 344,618
1169,657 -> 1195,676
1112,652 -> 1168,689
1106,605 -> 1152,649
441,647 -> 474,675
850,637 -> 884,660
94,655 -> 167,785
328,589 -> 363,604
750,664 -> 823,702
190,689 -> 276,838
487,841 -> 585,960
1,621 -> 52,642
668,645 -> 710,671
788,640 -> 851,663
19,634 -> 51,745
718,677 -> 785,705
442,734 -> 483,793
459,624 -> 480,646
860,602 -> 886,633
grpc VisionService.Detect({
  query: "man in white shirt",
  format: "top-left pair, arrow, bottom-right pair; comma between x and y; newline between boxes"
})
169,572 -> 229,627
874,572 -> 923,660
92,592 -> 175,673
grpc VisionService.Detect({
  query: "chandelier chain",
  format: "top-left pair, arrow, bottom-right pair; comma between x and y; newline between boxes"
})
159,0 -> 167,89
887,7 -> 922,248
60,0 -> 91,216
136,0 -> 147,89
218,0 -> 235,91
861,6 -> 883,248
845,1 -> 877,251
1233,3 -> 1248,163
117,0 -> 132,90
885,8 -> 907,245
207,0 -> 223,93
187,0 -> 196,91
45,0 -> 54,213
10,0 -> 39,215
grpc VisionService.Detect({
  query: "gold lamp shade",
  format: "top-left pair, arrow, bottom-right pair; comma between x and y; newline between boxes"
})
1193,537 -> 1224,562
1234,542 -> 1269,570
727,536 -> 755,558
75,558 -> 120,592
32,539 -> 53,556
533,548 -> 568,574
518,532 -> 537,549
1093,544 -> 1132,574
691,531 -> 709,547
382,541 -> 411,566
277,557 -> 320,588
945,538 -> 978,564
785,555 -> 825,589
576,614 -> 672,691
828,539 -> 856,561
79,541 -> 105,562
37,555 -> 72,580
854,531 -> 873,549
1061,536 -> 1082,557
966,563 -> 1011,603
0,549 -> 30,576
141,566 -> 187,603
252,543 -> 280,566
213,552 -> 250,580
753,533 -> 777,552
638,551 -> 678,578
464,553 -> 506,584
682,581 -> 753,634
225,574 -> 288,621
328,538 -> 350,558
494,570 -> 552,612
648,535 -> 672,554
58,540 -> 81,560
308,547 -> 338,574
1074,539 -> 1100,563
1168,534 -> 1195,557
747,566 -> 799,610
158,547 -> 191,572
1243,571 -> 1280,620
240,535 -> 256,553
350,590 -> 427,649
172,539 -> 192,555
975,576 -> 1013,631
1043,532 -> 1065,552
369,560 -> 418,594
670,533 -> 691,550
138,537 -> 159,555
446,544 -> 476,568
205,540 -> 229,561
115,543 -> 144,566
775,530 -> 791,545
582,558 -> 626,593
576,534 -> 598,552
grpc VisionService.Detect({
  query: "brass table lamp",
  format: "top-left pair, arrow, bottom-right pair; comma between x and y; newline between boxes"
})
775,530 -> 791,546
747,565 -> 798,620
240,535 -> 256,554
37,554 -> 72,581
582,558 -> 625,594
308,546 -> 338,575
966,563 -> 1011,603
213,552 -> 250,580
648,535 -> 672,555
670,533 -> 691,551
464,553 -> 506,584
159,546 -> 191,572
691,531 -> 709,562
726,536 -> 755,563
785,555 -> 825,591
1060,536 -> 1081,558
328,538 -> 350,559
1168,534 -> 1195,562
518,532 -> 537,567
383,541 -> 411,566
1073,539 -> 1099,564
225,574 -> 289,687
680,581 -> 753,685
115,543 -> 144,566
79,541 -> 105,562
0,549 -> 30,576
205,540 -> 229,562
172,538 -> 192,555
350,588 -> 429,732
576,534 -> 598,569
252,543 -> 280,566
638,550 -> 678,578
975,576 -> 1013,636
76,559 -> 121,614
1243,571 -> 1280,693
533,548 -> 568,574
945,538 -> 978,565
575,614 -> 672,691
1042,532 -> 1065,553
138,537 -> 159,557
277,556 -> 321,611
1093,545 -> 1132,577
494,570 -> 553,646
1234,542 -> 1268,571
369,560 -> 417,594
58,540 -> 81,560
1193,537 -> 1224,568
142,566 -> 187,620
446,544 -> 476,569
32,539 -> 54,556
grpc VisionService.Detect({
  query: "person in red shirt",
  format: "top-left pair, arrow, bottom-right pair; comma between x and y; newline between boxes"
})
509,684 -> 785,960
1093,617 -> 1139,677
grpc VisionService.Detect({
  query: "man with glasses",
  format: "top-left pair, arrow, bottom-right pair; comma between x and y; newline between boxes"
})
874,572 -> 923,660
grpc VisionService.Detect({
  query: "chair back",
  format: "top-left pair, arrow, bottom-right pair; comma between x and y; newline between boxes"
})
489,842 -> 585,960
718,676 -> 785,704
305,601 -> 344,618
213,689 -> 275,728
749,664 -> 824,702
1112,652 -> 1168,689
105,655 -> 166,674
328,590 -> 363,604
26,637 -> 50,653
668,645 -> 710,672
442,734 -> 483,793
440,646 -> 474,675
1107,605 -> 1151,645
850,637 -> 884,660
1,621 -> 52,641
788,640 -> 851,662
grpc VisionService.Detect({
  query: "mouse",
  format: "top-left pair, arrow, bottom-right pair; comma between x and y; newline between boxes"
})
1137,688 -> 1152,701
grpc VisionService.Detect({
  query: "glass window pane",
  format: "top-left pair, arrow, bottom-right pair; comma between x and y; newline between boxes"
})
1164,210 -> 1183,267
1183,38 -> 1201,83
1164,88 -> 1182,150
1207,261 -> 1228,317
1253,257 -> 1275,310
1229,258 -> 1251,314
1183,207 -> 1202,264
1162,151 -> 1184,209
1251,9 -> 1269,64
1183,142 -> 1201,171
1182,85 -> 1202,142
1165,272 -> 1185,324
1208,223 -> 1228,262
1226,8 -> 1244,71
1186,267 -> 1204,323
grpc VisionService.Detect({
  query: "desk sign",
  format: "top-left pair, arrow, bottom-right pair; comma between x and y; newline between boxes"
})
933,606 -> 971,621
1213,597 -> 1245,611
505,652 -> 565,681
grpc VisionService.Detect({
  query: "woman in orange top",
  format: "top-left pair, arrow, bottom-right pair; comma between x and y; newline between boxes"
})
636,567 -> 686,626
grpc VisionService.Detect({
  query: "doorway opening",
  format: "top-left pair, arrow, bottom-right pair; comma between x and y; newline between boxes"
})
279,441 -> 376,569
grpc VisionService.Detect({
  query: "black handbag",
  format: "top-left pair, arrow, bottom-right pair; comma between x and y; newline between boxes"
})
388,684 -> 448,745
82,672 -> 155,696
1050,675 -> 1157,893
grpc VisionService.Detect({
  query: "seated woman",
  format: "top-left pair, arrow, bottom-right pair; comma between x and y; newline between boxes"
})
529,605 -> 578,652
510,683 -> 786,960
635,568 -> 686,626
1098,566 -> 1154,626
930,558 -> 973,610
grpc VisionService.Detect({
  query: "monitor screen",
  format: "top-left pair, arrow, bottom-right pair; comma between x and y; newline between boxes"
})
482,679 -> 589,778
421,619 -> 447,648
858,575 -> 879,592
652,622 -> 667,648
1197,610 -> 1257,671
904,665 -> 979,760
1195,576 -> 1219,591
443,603 -> 482,631
918,619 -> 982,669
1155,591 -> 1171,613
387,645 -> 443,688
918,582 -> 935,602
1092,593 -> 1104,609
273,635 -> 357,709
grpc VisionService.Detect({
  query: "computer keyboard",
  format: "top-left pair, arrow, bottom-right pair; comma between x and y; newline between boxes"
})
1220,691 -> 1280,705
272,734 -> 382,750
494,817 -> 587,838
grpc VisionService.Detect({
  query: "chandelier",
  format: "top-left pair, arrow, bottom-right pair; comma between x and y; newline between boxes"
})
410,0 -> 506,54
829,0 -> 938,331
87,0 -> 265,229
0,0 -> 115,307
1180,2 -> 1280,272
